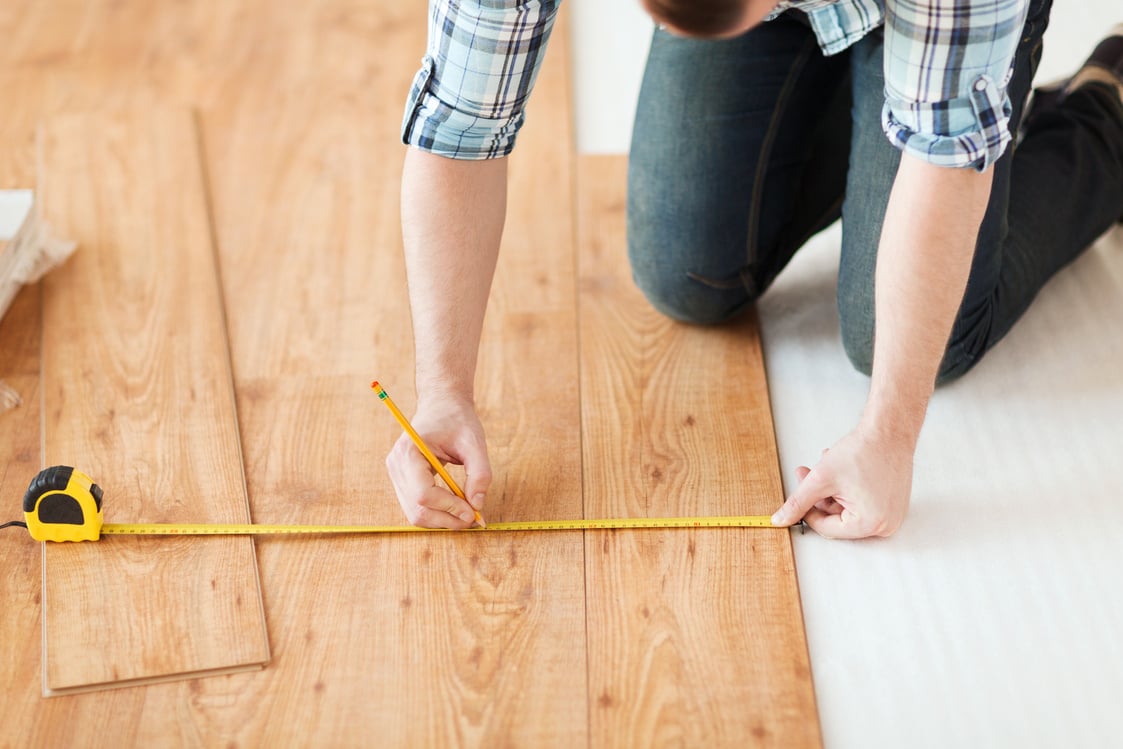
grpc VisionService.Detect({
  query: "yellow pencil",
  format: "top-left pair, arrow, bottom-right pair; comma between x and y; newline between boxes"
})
371,381 -> 484,526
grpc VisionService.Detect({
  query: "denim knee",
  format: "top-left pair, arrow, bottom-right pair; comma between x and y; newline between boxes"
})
628,239 -> 755,325
838,302 -> 874,377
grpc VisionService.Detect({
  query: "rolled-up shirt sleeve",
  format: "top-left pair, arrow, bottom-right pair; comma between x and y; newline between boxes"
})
402,0 -> 561,160
881,0 -> 1029,171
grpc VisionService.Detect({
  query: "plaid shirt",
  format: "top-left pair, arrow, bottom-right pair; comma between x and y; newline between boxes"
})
402,0 -> 1029,171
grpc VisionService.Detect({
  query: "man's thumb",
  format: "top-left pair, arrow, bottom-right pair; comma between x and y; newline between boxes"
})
772,466 -> 829,526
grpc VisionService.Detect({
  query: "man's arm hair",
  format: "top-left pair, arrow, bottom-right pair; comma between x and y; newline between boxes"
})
860,153 -> 994,444
401,148 -> 508,403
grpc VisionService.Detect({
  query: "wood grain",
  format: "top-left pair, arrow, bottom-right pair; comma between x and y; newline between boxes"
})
38,107 -> 269,694
190,4 -> 587,744
0,1 -> 820,745
0,284 -> 46,731
577,156 -> 822,747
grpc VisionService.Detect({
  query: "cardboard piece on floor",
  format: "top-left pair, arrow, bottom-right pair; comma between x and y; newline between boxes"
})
0,190 -> 76,319
0,189 -> 76,411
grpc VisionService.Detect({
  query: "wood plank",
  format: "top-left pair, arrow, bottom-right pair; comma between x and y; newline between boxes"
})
577,156 -> 822,747
38,107 -> 269,694
192,5 -> 587,743
0,283 -> 47,715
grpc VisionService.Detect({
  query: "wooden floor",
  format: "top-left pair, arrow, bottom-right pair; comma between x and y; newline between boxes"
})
0,2 -> 819,746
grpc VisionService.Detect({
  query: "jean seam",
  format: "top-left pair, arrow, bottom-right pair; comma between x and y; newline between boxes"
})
686,34 -> 818,294
685,270 -> 745,290
745,36 -> 817,271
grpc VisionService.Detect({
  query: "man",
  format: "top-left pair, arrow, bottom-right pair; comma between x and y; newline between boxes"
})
387,0 -> 1123,538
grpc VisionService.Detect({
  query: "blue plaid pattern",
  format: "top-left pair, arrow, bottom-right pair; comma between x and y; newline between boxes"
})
879,0 -> 1029,170
403,0 -> 1028,170
402,0 -> 561,159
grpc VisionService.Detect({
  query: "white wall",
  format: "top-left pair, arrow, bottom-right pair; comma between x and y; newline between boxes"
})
569,0 -> 652,154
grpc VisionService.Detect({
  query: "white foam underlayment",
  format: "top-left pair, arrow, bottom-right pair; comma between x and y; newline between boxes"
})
571,2 -> 1123,747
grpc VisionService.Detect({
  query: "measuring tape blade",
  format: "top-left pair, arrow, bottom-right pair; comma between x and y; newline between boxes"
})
100,515 -> 776,537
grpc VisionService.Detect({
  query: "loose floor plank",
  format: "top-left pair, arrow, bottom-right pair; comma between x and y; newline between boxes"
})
38,107 -> 269,694
577,156 -> 822,747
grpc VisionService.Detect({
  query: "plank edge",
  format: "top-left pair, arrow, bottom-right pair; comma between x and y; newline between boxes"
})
754,303 -> 824,747
43,661 -> 267,698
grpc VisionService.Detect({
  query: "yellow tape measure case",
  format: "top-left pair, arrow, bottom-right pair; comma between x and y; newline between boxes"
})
23,466 -> 104,542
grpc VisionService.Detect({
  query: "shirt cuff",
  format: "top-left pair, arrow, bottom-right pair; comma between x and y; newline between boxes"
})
401,56 -> 524,161
881,73 -> 1014,171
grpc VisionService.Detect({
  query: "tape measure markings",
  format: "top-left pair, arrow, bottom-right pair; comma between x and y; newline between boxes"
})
17,466 -> 779,542
100,515 -> 776,536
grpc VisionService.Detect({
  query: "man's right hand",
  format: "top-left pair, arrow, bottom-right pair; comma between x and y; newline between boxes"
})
394,149 -> 506,528
385,395 -> 492,529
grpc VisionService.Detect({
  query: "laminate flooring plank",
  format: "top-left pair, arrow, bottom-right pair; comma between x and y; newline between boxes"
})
0,85 -> 126,749
577,156 -> 822,748
0,0 -> 414,110
0,283 -> 47,740
196,6 -> 586,744
38,107 -> 269,694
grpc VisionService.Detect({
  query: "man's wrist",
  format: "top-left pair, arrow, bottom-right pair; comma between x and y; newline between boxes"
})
414,374 -> 475,410
858,383 -> 928,451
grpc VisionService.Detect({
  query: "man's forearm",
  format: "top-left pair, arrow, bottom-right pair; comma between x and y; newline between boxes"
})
400,148 -> 507,403
862,154 -> 994,443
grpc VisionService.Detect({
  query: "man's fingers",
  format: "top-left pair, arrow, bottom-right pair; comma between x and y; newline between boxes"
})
412,505 -> 475,530
387,435 -> 475,528
772,465 -> 833,526
803,506 -> 866,539
416,486 -> 477,526
795,465 -> 811,482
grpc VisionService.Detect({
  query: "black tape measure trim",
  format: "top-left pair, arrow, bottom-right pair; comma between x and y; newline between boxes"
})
23,465 -> 75,512
0,520 -> 29,531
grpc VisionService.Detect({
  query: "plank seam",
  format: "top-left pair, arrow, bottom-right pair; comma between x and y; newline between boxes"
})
193,108 -> 273,665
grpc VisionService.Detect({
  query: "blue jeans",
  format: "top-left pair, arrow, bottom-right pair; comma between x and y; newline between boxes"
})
627,2 -> 1123,382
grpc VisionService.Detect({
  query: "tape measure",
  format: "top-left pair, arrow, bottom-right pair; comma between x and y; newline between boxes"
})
13,466 -> 777,542
21,466 -> 105,542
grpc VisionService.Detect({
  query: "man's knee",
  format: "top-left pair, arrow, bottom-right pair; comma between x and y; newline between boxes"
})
626,183 -> 755,325
838,281 -> 875,376
839,309 -> 874,377
629,251 -> 754,325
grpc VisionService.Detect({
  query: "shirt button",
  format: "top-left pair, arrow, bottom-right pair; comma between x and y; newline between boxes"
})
974,79 -> 988,92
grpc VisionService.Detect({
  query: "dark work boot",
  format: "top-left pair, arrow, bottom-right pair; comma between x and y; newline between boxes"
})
1027,25 -> 1123,221
1066,23 -> 1123,99
1029,24 -> 1123,116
